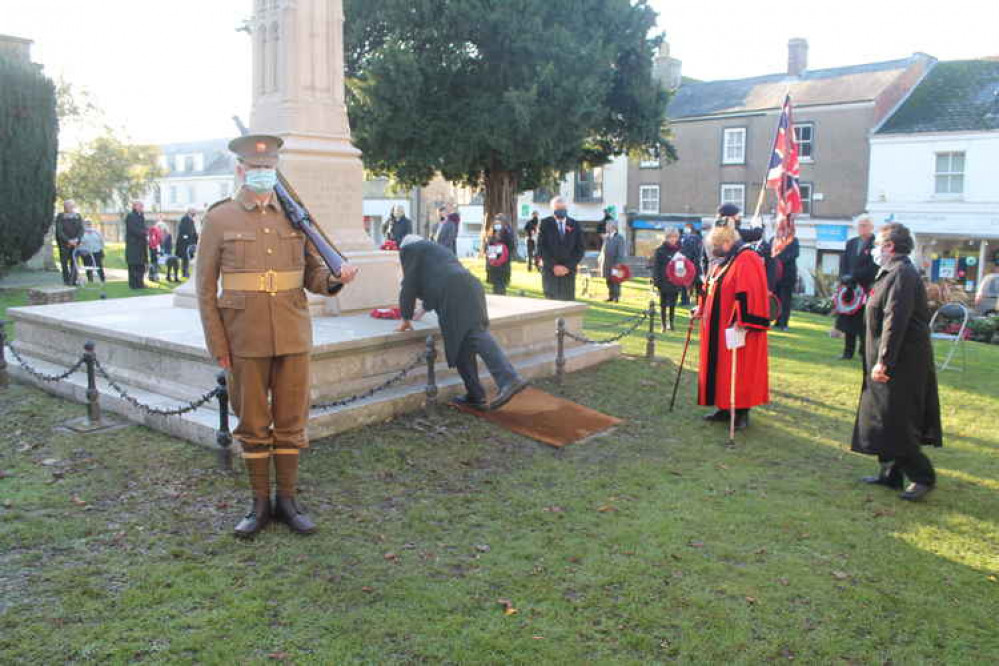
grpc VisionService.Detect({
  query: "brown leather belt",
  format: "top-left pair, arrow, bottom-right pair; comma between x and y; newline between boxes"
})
221,270 -> 303,294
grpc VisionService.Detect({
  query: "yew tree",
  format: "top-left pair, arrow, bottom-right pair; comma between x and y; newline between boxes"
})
345,0 -> 674,227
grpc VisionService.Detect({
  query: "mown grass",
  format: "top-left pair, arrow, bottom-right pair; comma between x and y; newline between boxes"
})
1,260 -> 997,664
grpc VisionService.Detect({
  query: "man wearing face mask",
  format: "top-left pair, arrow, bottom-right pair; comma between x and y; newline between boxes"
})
538,196 -> 585,301
196,134 -> 359,538
851,223 -> 942,501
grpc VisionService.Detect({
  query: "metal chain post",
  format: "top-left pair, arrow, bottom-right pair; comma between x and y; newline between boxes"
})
0,320 -> 8,390
216,372 -> 233,471
424,335 -> 438,413
556,317 -> 566,385
646,299 -> 656,359
83,341 -> 102,427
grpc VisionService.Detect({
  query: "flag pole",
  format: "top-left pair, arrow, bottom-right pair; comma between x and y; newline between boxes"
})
750,93 -> 792,232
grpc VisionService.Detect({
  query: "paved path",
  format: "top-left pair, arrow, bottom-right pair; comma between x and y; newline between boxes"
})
0,268 -> 129,291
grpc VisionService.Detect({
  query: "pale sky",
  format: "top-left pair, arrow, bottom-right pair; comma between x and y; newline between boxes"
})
2,0 -> 997,147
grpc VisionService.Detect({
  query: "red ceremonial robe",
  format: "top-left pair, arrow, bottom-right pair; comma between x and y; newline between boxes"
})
697,245 -> 770,409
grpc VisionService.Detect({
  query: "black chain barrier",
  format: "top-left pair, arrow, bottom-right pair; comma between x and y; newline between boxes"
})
311,350 -> 427,412
93,357 -> 221,417
4,342 -> 87,383
563,309 -> 650,345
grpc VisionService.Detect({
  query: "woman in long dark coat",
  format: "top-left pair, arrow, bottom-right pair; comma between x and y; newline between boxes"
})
651,228 -> 683,331
851,223 -> 942,501
485,214 -> 516,295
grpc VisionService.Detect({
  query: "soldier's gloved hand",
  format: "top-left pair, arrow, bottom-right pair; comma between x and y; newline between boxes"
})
397,320 -> 414,333
338,264 -> 359,284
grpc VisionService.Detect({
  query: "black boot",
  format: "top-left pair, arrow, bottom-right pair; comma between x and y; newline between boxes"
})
234,497 -> 272,538
275,495 -> 318,534
452,394 -> 487,411
734,409 -> 750,430
861,462 -> 904,490
900,482 -> 934,501
703,409 -> 729,422
490,378 -> 530,411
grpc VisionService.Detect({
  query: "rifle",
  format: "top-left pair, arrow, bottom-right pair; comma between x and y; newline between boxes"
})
232,117 -> 348,284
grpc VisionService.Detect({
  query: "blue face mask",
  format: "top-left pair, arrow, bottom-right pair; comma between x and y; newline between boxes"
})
244,168 -> 278,193
554,209 -> 567,220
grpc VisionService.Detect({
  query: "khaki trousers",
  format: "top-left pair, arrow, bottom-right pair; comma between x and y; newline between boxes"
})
229,354 -> 311,449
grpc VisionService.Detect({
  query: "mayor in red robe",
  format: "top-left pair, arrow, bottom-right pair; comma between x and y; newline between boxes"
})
697,221 -> 770,430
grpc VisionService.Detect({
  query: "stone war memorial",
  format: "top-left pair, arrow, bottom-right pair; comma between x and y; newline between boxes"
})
5,0 -> 617,447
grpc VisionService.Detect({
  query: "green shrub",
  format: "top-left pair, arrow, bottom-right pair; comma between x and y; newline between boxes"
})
792,294 -> 833,315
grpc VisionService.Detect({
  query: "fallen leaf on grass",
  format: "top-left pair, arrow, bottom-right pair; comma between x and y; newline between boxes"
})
688,540 -> 705,548
778,577 -> 790,586
831,571 -> 850,581
872,507 -> 895,518
754,548 -> 768,555
383,552 -> 397,561
0,470 -> 9,479
361,586 -> 375,593
669,470 -> 683,477
986,575 -> 997,583
2,500 -> 13,509
543,506 -> 565,513
474,544 -> 491,553
41,458 -> 61,466
745,596 -> 758,605
597,505 -> 618,513
267,652 -> 289,661
496,598 -> 518,615
70,496 -> 87,507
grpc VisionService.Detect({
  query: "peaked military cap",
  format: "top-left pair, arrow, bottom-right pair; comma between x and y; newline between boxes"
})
228,134 -> 283,167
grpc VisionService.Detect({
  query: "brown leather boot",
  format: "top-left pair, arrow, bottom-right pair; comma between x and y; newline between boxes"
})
273,449 -> 317,534
274,495 -> 318,534
234,451 -> 272,538
234,496 -> 272,538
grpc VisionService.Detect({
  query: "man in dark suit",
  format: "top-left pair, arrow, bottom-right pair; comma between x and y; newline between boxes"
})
54,200 -> 84,285
836,215 -> 877,360
524,211 -> 540,272
176,207 -> 199,278
538,196 -> 585,301
125,201 -> 148,289
771,235 -> 799,331
388,205 -> 412,243
396,236 -> 528,411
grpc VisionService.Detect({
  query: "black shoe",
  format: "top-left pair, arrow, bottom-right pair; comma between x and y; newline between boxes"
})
451,394 -> 487,411
861,463 -> 904,490
734,411 -> 750,430
490,378 -> 529,411
900,482 -> 934,502
703,409 -> 729,422
838,354 -> 853,361
275,495 -> 317,534
234,497 -> 272,538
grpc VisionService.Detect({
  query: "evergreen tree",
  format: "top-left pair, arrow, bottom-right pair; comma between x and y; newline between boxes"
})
0,54 -> 58,272
345,0 -> 674,228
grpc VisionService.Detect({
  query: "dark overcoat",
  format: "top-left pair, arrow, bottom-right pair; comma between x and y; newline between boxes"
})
399,240 -> 489,367
836,235 -> 877,336
485,226 -> 516,286
851,256 -> 943,458
389,215 -> 412,243
125,211 -> 148,266
652,241 -> 682,298
176,215 -> 199,258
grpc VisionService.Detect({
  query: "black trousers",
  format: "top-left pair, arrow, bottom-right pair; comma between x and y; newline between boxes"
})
775,282 -> 794,328
491,281 -> 507,295
81,251 -> 105,283
542,270 -> 576,301
127,264 -> 146,289
526,241 -> 536,272
166,257 -> 180,281
877,450 -> 936,486
148,249 -> 160,280
455,329 -> 520,402
606,278 -> 621,302
57,244 -> 75,285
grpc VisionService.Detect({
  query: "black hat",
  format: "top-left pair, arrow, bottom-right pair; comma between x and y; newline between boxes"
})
717,203 -> 741,218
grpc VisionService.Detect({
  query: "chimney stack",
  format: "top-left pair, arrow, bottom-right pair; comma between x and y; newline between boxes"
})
0,34 -> 34,65
787,38 -> 808,77
653,41 -> 683,91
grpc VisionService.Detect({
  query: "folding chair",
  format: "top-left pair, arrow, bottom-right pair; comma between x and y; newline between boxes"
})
929,301 -> 969,371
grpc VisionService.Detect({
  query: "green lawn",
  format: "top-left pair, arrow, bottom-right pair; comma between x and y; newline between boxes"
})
1,261 -> 997,664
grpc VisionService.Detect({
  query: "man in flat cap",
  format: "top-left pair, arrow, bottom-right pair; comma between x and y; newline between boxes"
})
197,134 -> 359,538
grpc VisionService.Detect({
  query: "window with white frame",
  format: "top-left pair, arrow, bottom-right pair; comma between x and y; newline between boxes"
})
639,185 -> 660,214
174,155 -> 185,172
934,152 -> 964,195
639,150 -> 660,169
187,185 -> 197,203
719,183 -> 745,211
184,155 -> 196,172
722,128 -> 746,164
169,186 -> 178,204
794,123 -> 814,160
798,182 -> 813,216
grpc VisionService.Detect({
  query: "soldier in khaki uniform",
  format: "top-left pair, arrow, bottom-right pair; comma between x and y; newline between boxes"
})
197,134 -> 359,537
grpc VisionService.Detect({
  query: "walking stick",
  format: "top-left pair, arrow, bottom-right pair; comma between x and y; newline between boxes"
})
729,342 -> 737,443
669,313 -> 696,412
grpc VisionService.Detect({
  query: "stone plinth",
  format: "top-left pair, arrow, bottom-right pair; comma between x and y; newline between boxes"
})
7,295 -> 619,447
27,286 -> 76,306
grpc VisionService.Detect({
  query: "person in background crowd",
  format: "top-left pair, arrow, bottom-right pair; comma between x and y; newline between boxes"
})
485,213 -> 516,295
851,223 -> 942,501
147,217 -> 163,282
436,211 -> 459,255
598,206 -> 615,236
78,219 -> 106,284
679,222 -> 703,305
598,220 -> 626,303
695,220 -> 770,431
54,200 -> 84,286
125,201 -> 148,290
771,232 -> 799,331
837,215 -> 877,361
718,203 -> 764,244
652,227 -> 683,331
176,207 -> 199,278
387,205 -> 412,243
538,196 -> 585,301
397,235 -> 528,411
524,210 -> 540,272
159,221 -> 180,283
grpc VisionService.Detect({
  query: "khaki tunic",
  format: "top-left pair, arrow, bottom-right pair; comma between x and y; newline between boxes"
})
196,188 -> 341,447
